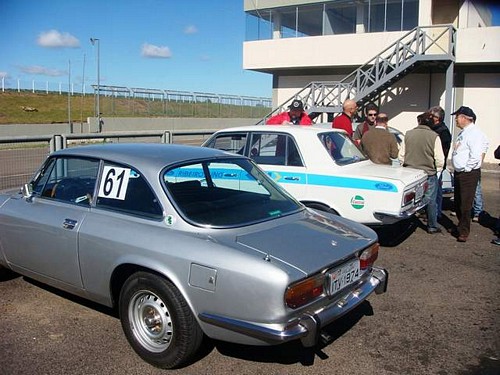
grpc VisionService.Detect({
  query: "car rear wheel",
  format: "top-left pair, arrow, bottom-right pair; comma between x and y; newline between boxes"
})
119,272 -> 203,369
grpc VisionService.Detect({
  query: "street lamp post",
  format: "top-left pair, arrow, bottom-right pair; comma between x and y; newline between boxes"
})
90,37 -> 100,131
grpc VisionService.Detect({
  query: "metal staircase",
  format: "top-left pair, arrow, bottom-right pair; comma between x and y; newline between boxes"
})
258,25 -> 456,124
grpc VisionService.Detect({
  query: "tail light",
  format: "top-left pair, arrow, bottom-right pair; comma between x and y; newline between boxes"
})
285,274 -> 325,309
360,243 -> 379,270
403,191 -> 415,206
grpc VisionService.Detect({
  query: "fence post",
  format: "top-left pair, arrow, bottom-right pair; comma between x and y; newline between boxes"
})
161,131 -> 171,143
50,135 -> 64,152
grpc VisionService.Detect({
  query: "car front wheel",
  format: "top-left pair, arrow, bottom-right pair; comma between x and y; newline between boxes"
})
119,272 -> 203,369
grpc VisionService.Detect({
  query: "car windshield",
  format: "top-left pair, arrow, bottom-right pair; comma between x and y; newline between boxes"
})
162,158 -> 302,227
319,132 -> 366,165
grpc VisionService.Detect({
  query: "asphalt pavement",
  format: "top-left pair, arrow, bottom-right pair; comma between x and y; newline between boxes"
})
0,170 -> 499,375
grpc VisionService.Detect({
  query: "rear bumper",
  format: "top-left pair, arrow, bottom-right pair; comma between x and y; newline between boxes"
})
199,267 -> 388,347
373,199 -> 427,225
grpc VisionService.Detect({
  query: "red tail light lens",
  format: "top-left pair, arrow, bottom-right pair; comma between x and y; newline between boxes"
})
285,274 -> 325,309
403,191 -> 415,206
360,243 -> 379,270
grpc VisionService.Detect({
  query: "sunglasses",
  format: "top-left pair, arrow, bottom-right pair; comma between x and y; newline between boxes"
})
367,113 -> 378,117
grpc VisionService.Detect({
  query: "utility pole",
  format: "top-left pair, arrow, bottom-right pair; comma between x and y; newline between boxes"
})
90,37 -> 100,131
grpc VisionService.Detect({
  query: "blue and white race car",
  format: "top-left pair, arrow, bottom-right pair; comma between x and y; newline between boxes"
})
203,125 -> 428,226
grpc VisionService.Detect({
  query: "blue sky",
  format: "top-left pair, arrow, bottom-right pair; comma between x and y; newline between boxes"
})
1,1 -> 499,100
0,0 -> 272,98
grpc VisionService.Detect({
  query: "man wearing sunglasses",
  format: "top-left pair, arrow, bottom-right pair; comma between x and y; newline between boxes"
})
353,103 -> 379,145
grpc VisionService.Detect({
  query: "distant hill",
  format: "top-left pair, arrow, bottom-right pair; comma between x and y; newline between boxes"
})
0,90 -> 270,125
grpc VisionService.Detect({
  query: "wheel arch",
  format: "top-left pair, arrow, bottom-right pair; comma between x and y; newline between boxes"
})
110,263 -> 176,309
301,200 -> 340,216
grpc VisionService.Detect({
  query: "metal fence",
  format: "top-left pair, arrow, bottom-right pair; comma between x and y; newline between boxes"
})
1,79 -> 272,118
0,130 -> 214,191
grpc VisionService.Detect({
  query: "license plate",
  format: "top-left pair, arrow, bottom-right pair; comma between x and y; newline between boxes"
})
415,184 -> 424,201
328,259 -> 361,295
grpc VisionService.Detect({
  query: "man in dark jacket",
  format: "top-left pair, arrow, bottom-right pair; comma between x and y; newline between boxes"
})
428,106 -> 452,219
399,112 -> 445,234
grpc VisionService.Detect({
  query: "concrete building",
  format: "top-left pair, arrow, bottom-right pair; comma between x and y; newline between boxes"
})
243,0 -> 500,162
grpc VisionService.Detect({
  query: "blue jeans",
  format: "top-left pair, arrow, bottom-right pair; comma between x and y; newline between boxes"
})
472,177 -> 483,217
424,174 -> 439,229
436,173 -> 443,219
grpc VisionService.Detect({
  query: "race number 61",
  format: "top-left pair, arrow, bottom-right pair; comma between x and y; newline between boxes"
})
98,166 -> 131,200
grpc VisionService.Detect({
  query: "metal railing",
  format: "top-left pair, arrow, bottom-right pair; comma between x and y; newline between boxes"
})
0,130 -> 215,190
259,25 -> 456,123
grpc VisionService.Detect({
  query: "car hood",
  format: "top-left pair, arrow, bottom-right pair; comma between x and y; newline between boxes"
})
341,161 -> 427,186
233,210 -> 376,276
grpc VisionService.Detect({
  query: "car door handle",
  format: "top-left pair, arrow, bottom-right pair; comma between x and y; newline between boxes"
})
62,219 -> 78,230
284,176 -> 300,181
223,173 -> 237,177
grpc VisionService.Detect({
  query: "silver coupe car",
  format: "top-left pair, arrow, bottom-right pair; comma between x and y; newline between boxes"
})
0,143 -> 387,369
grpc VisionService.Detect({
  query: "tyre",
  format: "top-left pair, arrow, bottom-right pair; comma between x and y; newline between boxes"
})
119,272 -> 203,369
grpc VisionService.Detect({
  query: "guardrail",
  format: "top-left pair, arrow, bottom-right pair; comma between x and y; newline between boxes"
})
0,130 -> 215,190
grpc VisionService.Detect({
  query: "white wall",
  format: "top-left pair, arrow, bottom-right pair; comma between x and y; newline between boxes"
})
457,73 -> 500,163
455,27 -> 500,63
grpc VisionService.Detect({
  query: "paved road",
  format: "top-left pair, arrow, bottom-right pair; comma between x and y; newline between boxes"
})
0,172 -> 499,375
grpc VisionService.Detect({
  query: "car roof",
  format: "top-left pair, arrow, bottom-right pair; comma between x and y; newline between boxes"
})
214,124 -> 345,135
53,143 -> 238,170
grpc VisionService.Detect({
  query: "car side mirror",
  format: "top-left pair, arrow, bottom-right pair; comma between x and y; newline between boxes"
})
22,183 -> 34,200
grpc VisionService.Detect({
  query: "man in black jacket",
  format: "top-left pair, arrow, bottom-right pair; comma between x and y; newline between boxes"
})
428,106 -> 452,219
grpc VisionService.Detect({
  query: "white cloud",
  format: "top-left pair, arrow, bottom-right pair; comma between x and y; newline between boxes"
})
37,30 -> 80,48
19,65 -> 66,77
141,43 -> 172,58
184,25 -> 198,34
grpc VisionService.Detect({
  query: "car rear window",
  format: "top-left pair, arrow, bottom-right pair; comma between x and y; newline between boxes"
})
319,132 -> 366,165
163,158 -> 302,227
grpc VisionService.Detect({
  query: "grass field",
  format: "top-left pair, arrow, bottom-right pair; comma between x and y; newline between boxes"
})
0,91 -> 271,124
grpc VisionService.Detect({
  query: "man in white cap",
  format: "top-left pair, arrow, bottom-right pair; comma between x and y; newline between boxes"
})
450,106 -> 489,242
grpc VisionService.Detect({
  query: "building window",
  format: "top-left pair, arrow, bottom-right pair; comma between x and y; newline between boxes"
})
297,4 -> 324,37
403,0 -> 419,30
366,0 -> 418,32
245,0 -> 419,41
278,7 -> 299,38
325,3 -> 357,35
245,10 -> 272,41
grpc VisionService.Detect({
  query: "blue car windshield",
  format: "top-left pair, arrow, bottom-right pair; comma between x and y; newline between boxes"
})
320,132 -> 366,165
162,158 -> 302,227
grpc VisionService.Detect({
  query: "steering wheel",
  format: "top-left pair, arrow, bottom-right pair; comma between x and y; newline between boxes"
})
50,178 -> 91,203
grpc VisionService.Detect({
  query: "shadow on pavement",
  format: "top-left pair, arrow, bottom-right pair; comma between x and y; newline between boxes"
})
212,301 -> 373,367
374,217 -> 419,247
0,266 -> 20,282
